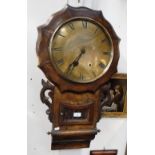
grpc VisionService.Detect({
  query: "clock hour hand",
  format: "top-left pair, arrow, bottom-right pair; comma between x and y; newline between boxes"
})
66,48 -> 86,75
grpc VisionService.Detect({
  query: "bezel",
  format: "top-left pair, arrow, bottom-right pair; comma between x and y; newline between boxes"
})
49,17 -> 114,83
36,5 -> 120,93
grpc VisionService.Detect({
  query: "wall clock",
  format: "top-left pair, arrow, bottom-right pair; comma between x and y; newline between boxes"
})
36,5 -> 120,150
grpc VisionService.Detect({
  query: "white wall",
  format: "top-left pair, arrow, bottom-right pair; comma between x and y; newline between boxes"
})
27,0 -> 127,155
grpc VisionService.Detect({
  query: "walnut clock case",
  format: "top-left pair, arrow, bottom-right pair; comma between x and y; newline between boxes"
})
36,5 -> 120,150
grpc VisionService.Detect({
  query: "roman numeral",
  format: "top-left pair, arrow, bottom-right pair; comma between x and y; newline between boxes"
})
82,20 -> 87,29
65,69 -> 72,76
92,71 -> 96,77
103,52 -> 111,56
68,23 -> 75,30
101,38 -> 106,43
57,32 -> 65,38
99,62 -> 106,69
94,28 -> 98,34
52,47 -> 63,51
80,73 -> 84,80
56,58 -> 64,65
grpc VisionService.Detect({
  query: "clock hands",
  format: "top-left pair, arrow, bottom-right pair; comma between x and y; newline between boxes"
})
66,48 -> 86,75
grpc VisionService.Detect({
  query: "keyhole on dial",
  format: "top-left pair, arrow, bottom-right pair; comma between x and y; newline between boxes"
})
89,64 -> 92,67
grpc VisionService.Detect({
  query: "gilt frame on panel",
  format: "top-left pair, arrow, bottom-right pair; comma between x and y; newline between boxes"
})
101,73 -> 127,118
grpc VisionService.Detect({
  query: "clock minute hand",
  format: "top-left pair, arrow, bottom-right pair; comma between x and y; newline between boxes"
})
66,48 -> 86,74
72,48 -> 85,65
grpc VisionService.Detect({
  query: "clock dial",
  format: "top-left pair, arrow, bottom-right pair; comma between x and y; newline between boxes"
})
49,18 -> 113,83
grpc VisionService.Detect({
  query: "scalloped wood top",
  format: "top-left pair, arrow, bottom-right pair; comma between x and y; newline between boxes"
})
36,5 -> 120,93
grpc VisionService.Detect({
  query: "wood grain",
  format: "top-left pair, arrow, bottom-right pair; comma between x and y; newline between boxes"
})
90,150 -> 117,155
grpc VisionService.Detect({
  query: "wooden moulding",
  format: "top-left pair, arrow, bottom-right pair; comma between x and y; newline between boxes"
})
102,73 -> 127,118
90,150 -> 117,155
51,129 -> 99,150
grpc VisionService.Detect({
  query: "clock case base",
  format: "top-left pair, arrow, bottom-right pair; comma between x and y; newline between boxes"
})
51,129 -> 99,150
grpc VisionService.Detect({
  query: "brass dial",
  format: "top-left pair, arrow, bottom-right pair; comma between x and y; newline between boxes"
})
49,18 -> 113,83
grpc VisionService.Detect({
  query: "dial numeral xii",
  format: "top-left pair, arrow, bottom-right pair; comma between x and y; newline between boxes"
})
68,23 -> 75,30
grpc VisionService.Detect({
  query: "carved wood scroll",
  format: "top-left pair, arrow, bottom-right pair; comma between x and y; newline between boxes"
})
40,79 -> 54,122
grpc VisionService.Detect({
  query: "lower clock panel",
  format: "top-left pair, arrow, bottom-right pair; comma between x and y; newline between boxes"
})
51,129 -> 99,150
52,139 -> 90,150
59,101 -> 94,125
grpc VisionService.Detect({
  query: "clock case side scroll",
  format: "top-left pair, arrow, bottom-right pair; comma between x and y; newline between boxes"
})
36,5 -> 120,93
